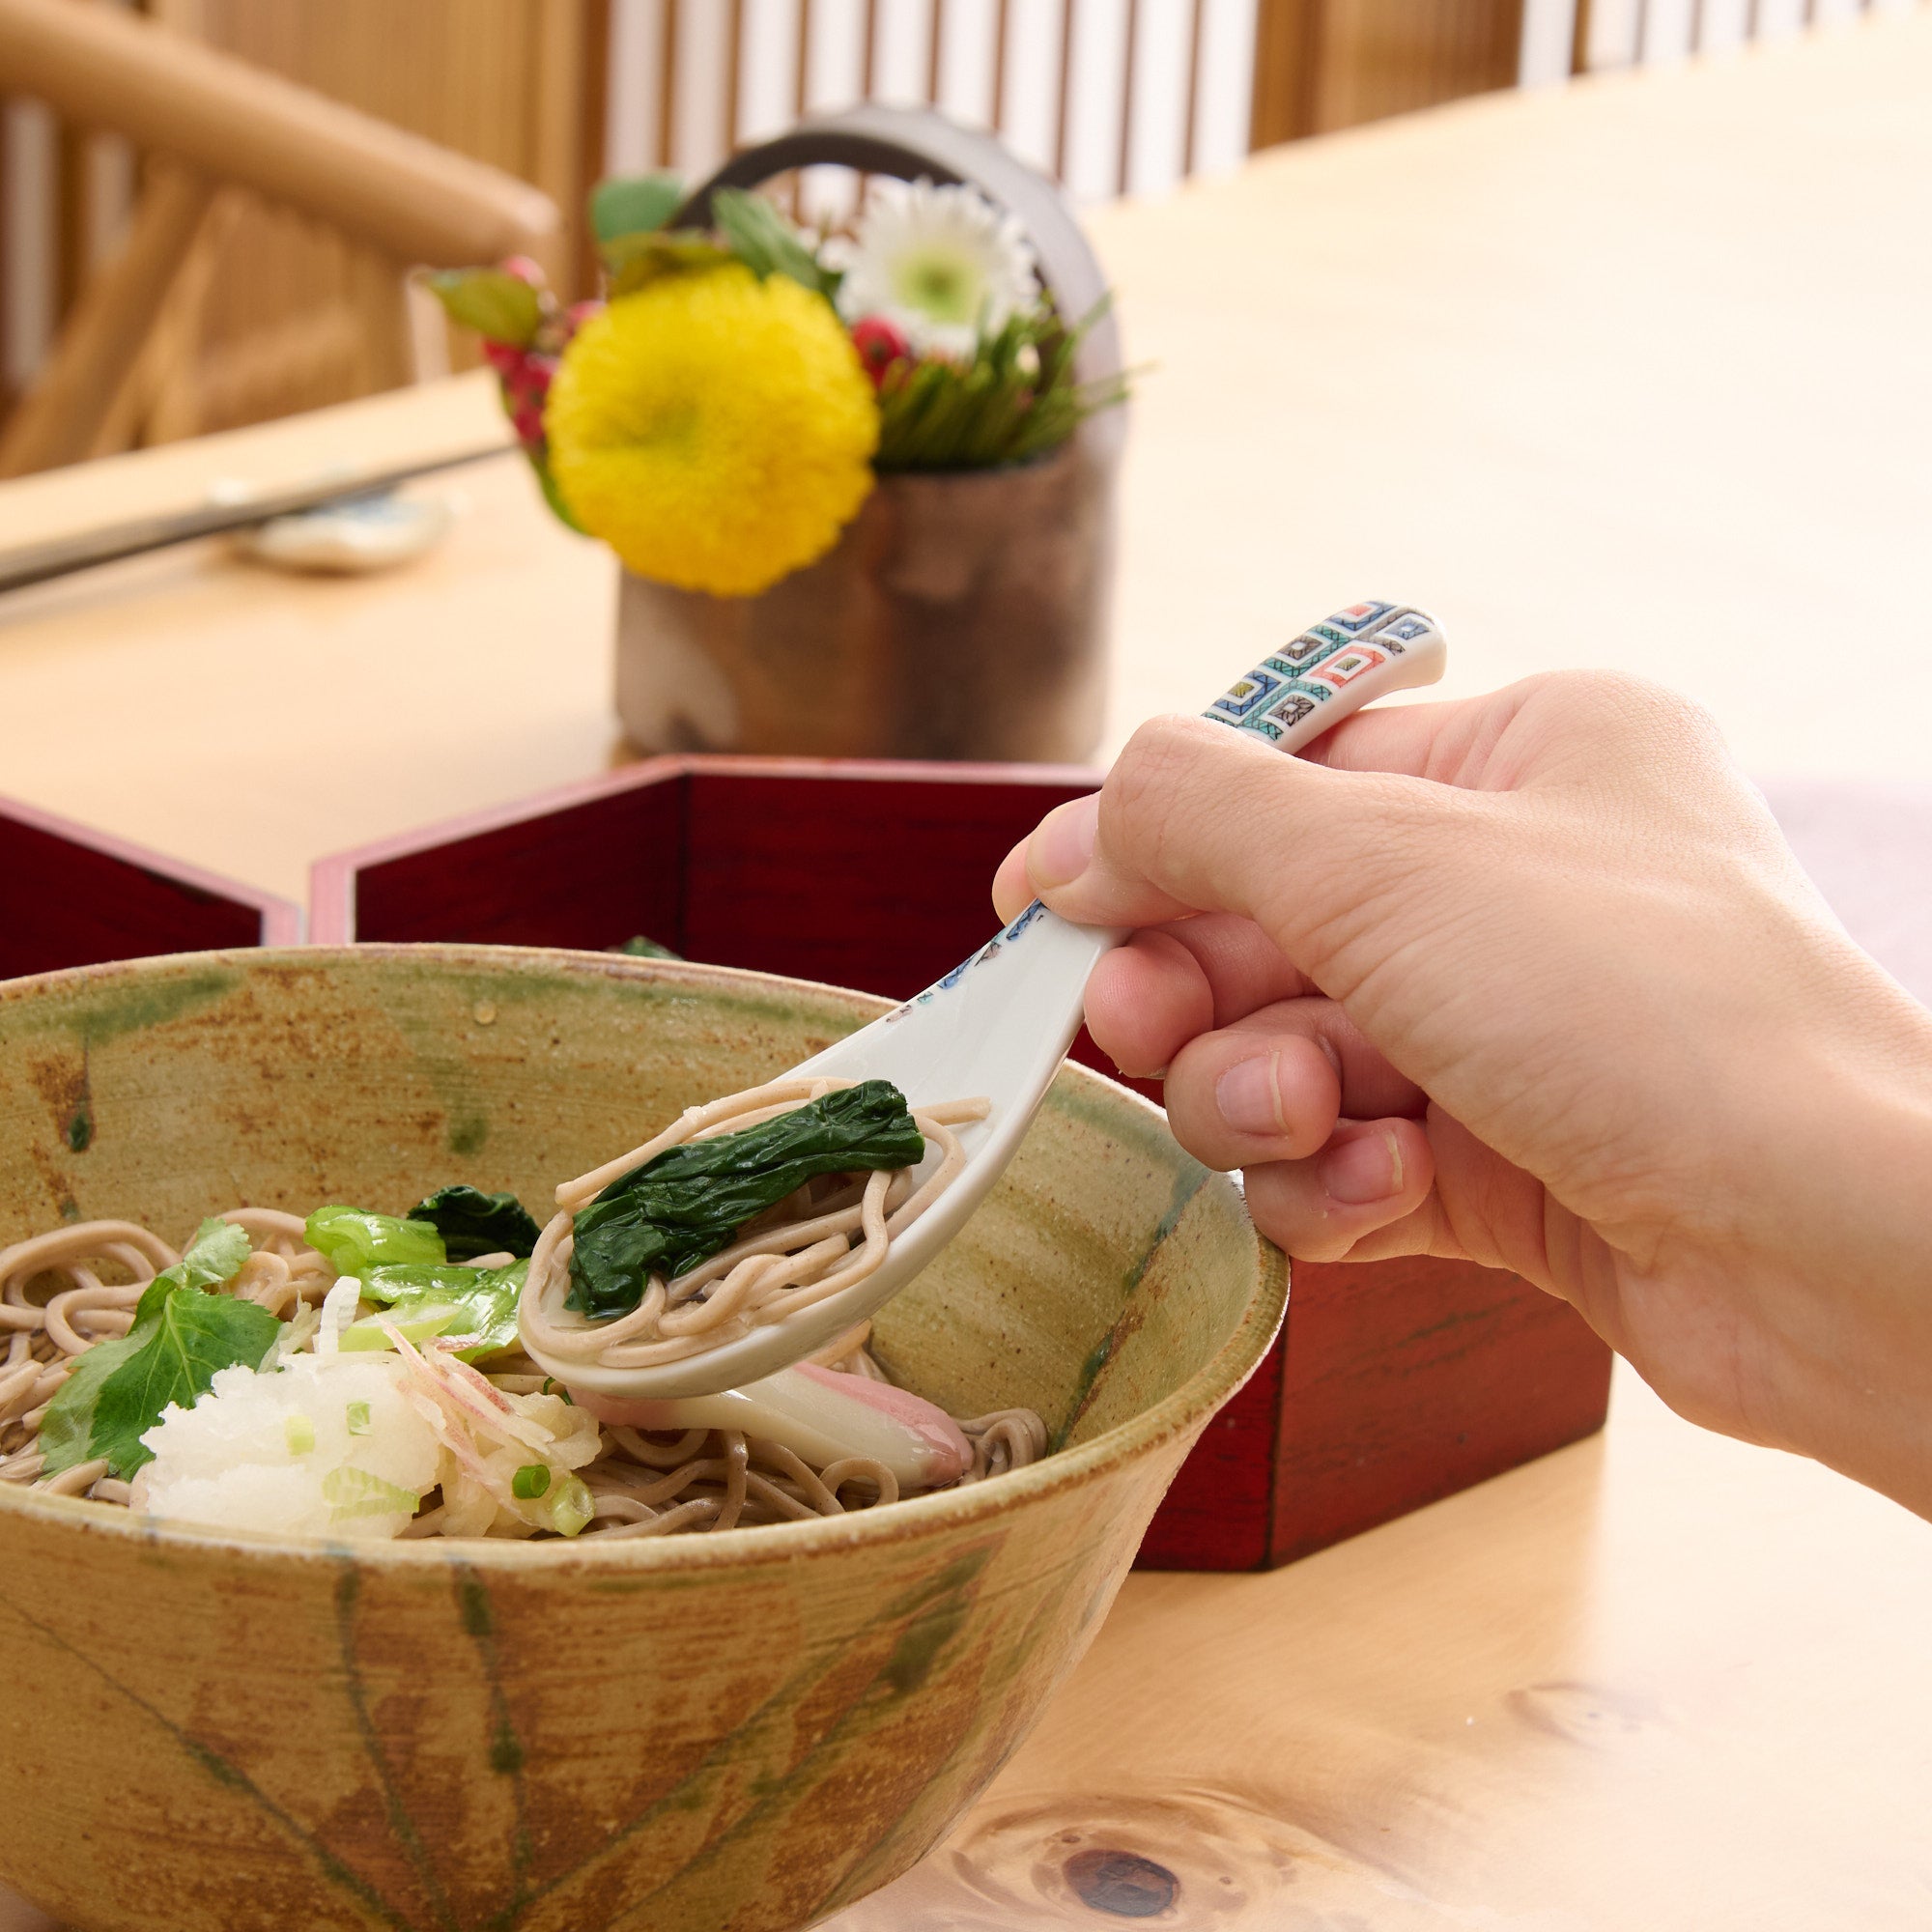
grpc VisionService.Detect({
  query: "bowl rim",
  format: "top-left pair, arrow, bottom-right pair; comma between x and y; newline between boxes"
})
0,944 -> 1288,1575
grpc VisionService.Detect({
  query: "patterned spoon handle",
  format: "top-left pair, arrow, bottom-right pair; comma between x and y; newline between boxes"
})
1204,601 -> 1448,750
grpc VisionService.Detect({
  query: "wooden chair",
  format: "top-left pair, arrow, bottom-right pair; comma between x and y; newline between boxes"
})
0,0 -> 560,477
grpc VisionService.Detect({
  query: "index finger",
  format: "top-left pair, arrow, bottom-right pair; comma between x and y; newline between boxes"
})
1297,686 -> 1533,785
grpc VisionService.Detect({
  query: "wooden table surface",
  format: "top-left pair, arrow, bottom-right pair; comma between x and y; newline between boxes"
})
2,14 -> 1930,1929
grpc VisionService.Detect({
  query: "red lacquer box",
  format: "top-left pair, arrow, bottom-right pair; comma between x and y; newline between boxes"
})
0,791 -> 301,980
313,756 -> 1611,1571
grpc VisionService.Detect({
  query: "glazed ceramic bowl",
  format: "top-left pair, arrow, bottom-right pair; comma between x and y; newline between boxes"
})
0,948 -> 1284,1932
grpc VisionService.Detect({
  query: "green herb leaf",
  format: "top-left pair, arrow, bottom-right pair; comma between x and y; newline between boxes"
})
178,1218 -> 254,1289
37,1332 -> 144,1476
346,1261 -> 526,1361
305,1207 -> 446,1277
421,268 -> 544,347
602,229 -> 734,298
408,1185 -> 542,1261
591,171 -> 686,243
568,1080 -> 924,1321
90,1284 -> 280,1478
709,187 -> 831,295
38,1219 -> 256,1477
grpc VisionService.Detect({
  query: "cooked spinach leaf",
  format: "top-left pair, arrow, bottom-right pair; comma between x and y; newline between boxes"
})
407,1185 -> 541,1261
40,1219 -> 273,1480
567,1079 -> 925,1321
305,1206 -> 445,1275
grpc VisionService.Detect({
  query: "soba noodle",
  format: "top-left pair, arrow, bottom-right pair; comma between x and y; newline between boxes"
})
0,1078 -> 1044,1541
521,1074 -> 990,1375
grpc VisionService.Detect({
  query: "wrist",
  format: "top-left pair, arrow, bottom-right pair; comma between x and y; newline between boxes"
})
1737,1017 -> 1932,1515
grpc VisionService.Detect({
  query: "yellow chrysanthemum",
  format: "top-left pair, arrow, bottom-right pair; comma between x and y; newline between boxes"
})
546,265 -> 878,597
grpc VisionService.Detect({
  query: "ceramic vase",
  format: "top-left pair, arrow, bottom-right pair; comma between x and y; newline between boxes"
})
613,437 -> 1115,763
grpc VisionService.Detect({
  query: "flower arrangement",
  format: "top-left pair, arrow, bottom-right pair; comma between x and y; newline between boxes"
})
429,173 -> 1127,598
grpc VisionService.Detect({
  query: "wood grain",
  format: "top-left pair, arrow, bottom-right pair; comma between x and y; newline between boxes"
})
820,1364 -> 1932,1929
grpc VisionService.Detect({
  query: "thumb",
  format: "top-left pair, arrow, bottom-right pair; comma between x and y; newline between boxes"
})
1000,714 -> 1484,997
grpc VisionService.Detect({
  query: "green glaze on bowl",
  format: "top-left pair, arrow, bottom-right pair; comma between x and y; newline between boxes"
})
0,947 -> 1285,1932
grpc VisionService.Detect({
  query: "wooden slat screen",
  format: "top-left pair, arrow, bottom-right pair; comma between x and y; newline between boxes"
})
1571,0 -> 1912,71
1252,0 -> 1525,147
603,0 -> 1260,207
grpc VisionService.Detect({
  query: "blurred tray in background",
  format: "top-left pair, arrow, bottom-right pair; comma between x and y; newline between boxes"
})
312,754 -> 1613,1571
0,790 -> 300,981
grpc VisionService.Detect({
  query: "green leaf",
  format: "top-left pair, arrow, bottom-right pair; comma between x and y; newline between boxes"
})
873,297 -> 1131,472
305,1207 -> 446,1277
38,1332 -> 145,1476
602,229 -> 734,298
591,172 -> 686,243
613,934 -> 682,960
90,1285 -> 280,1478
421,268 -> 543,347
345,1261 -> 526,1361
527,446 -> 586,533
37,1218 -> 255,1476
568,1080 -> 924,1321
709,187 -> 829,295
177,1218 -> 254,1289
408,1185 -> 542,1261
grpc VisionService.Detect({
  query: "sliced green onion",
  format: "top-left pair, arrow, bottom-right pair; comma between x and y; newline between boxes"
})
284,1414 -> 316,1457
547,1473 -> 595,1538
324,1465 -> 421,1521
345,1401 -> 372,1436
511,1463 -> 552,1499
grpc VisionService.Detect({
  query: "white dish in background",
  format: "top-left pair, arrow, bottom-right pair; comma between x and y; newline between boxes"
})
235,490 -> 452,574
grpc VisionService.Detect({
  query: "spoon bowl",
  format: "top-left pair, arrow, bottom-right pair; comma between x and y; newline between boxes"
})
525,603 -> 1447,1400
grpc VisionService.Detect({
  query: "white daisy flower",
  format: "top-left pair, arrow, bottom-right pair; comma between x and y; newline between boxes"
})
832,178 -> 1039,360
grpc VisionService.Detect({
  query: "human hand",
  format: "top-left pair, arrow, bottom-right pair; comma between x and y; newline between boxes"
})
994,673 -> 1932,1517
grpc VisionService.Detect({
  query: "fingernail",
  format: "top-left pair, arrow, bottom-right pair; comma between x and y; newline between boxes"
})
1216,1055 -> 1284,1135
1319,1129 -> 1404,1206
1030,796 -> 1098,890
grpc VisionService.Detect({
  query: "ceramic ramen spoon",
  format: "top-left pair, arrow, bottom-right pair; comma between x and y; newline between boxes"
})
546,604 -> 1448,1400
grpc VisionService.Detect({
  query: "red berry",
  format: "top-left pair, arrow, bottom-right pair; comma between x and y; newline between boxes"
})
481,340 -> 523,375
851,315 -> 912,387
510,399 -> 546,445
